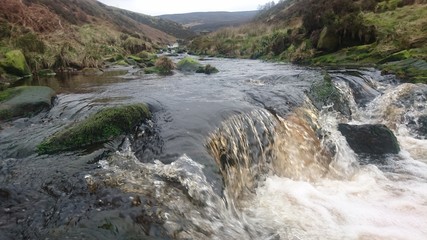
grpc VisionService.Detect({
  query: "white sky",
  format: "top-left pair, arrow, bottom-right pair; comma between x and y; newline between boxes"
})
97,0 -> 273,16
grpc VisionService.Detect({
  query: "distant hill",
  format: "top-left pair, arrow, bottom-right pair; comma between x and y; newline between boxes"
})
0,0 -> 193,76
159,11 -> 258,33
108,7 -> 195,39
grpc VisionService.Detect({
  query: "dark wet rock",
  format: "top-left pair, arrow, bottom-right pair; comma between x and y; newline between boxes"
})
196,64 -> 219,74
37,104 -> 151,154
331,70 -> 380,107
416,115 -> 427,137
307,74 -> 351,117
0,86 -> 56,121
0,50 -> 31,77
338,123 -> 400,154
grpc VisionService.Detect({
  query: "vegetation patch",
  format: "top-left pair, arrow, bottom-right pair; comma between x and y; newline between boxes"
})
0,87 -> 22,102
196,64 -> 219,74
177,57 -> 202,72
37,104 -> 151,154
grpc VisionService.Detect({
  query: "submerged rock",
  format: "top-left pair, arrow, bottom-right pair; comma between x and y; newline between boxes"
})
338,123 -> 400,154
0,86 -> 56,120
37,104 -> 151,154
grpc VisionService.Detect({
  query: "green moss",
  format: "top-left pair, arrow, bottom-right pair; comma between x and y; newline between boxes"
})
116,60 -> 129,66
177,57 -> 202,72
0,87 -> 22,102
0,50 -> 31,77
143,66 -> 159,74
37,104 -> 151,154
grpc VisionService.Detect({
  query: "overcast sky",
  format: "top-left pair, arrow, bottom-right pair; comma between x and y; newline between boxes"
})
97,0 -> 273,16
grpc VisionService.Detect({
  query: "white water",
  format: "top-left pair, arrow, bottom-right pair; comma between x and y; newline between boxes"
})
96,72 -> 427,239
239,82 -> 427,240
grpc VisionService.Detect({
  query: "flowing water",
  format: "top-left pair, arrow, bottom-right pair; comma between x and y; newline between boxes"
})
0,57 -> 426,239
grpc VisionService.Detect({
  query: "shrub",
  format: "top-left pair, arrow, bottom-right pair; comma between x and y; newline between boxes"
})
15,33 -> 46,54
154,56 -> 175,75
122,37 -> 148,54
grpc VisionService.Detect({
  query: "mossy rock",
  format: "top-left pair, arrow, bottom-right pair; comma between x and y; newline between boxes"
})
0,50 -> 31,77
128,55 -> 142,63
0,86 -> 56,120
307,73 -> 351,117
317,27 -> 339,52
144,66 -> 159,74
37,104 -> 151,154
377,50 -> 411,64
116,60 -> 129,66
177,57 -> 202,72
196,64 -> 219,74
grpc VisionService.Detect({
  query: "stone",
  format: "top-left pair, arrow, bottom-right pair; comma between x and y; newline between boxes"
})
0,86 -> 56,120
317,27 -> 339,52
0,50 -> 31,77
37,104 -> 151,154
338,123 -> 400,154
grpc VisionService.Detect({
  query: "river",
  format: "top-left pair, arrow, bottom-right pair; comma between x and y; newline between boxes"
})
0,56 -> 426,239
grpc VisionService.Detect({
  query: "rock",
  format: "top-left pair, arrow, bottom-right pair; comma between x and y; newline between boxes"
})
317,27 -> 339,52
338,123 -> 400,154
0,50 -> 31,77
177,57 -> 202,72
37,104 -> 151,154
307,73 -> 351,117
416,115 -> 427,137
196,64 -> 219,74
0,86 -> 56,120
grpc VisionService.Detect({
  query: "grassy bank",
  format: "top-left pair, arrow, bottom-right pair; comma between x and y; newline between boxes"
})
189,3 -> 427,83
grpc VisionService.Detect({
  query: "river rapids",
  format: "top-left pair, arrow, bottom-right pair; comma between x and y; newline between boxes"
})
0,57 -> 426,239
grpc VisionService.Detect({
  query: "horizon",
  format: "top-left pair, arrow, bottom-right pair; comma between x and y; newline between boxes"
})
97,0 -> 273,16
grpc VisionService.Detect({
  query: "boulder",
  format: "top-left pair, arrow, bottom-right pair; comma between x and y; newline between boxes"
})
0,86 -> 56,120
338,123 -> 400,154
0,50 -> 31,77
196,64 -> 219,74
317,27 -> 339,52
416,115 -> 427,137
37,104 -> 151,154
177,57 -> 202,72
307,74 -> 351,117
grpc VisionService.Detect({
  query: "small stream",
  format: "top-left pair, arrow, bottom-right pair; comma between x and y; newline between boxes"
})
0,56 -> 426,239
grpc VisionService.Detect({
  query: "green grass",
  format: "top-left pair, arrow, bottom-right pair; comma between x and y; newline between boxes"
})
37,104 -> 151,154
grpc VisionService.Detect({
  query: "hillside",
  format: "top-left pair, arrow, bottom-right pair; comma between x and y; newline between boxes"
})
159,11 -> 258,33
189,0 -> 427,83
0,0 -> 191,84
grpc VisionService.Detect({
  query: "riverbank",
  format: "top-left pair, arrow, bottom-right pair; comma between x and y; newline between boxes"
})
188,3 -> 427,83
